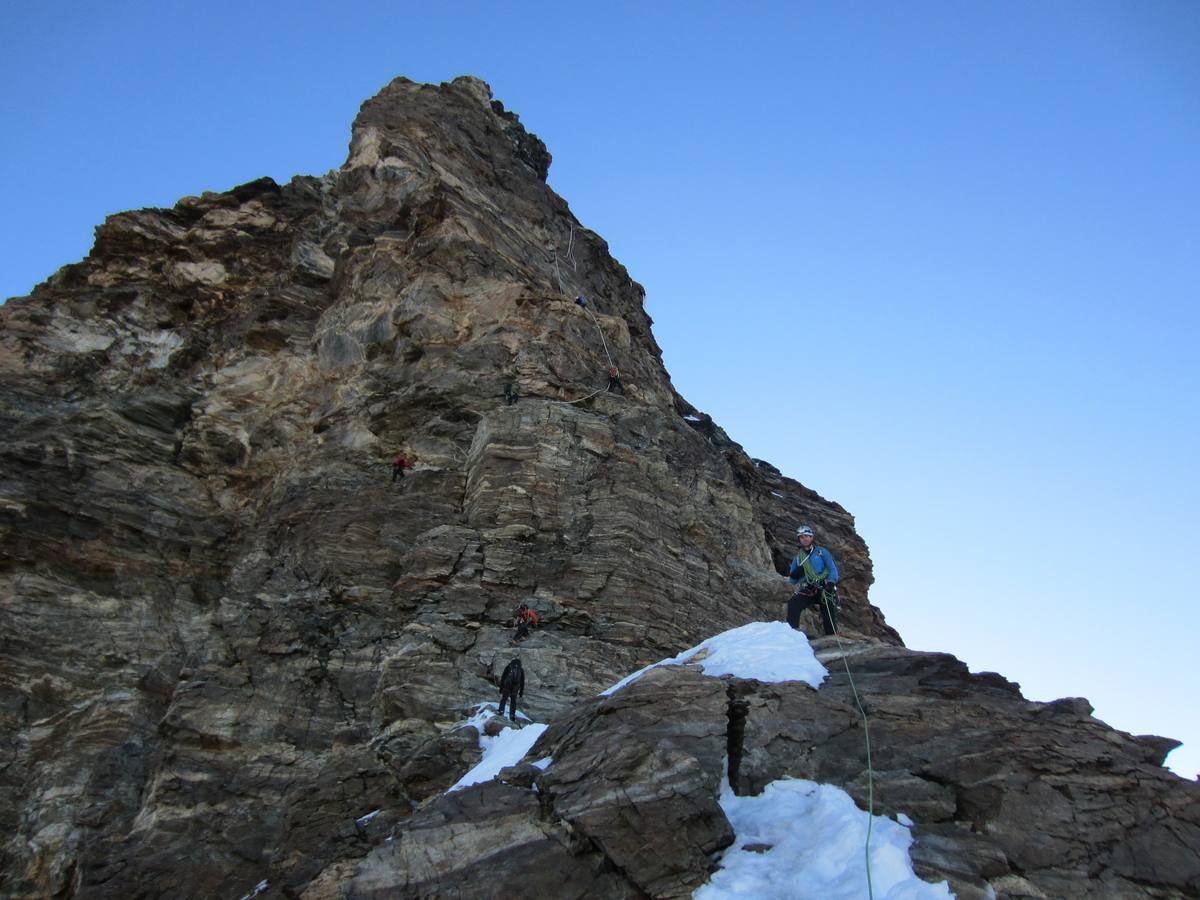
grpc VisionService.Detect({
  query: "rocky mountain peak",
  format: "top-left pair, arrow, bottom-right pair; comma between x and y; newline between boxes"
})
351,75 -> 552,184
1,76 -> 1196,899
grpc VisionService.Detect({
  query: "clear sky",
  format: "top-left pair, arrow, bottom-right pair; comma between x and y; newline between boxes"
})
3,1 -> 1197,777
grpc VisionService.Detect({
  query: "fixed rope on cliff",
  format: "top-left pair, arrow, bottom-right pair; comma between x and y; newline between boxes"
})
576,295 -> 616,369
549,226 -> 625,402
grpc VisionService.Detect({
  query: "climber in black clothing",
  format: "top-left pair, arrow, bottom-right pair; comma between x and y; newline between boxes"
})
504,382 -> 519,406
498,658 -> 524,720
606,366 -> 624,395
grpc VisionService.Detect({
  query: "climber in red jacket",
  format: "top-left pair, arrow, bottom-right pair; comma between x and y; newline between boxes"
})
392,454 -> 413,482
509,603 -> 539,643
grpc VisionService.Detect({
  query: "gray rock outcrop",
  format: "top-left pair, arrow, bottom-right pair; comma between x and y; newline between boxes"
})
1,75 -> 1196,899
321,642 -> 1199,899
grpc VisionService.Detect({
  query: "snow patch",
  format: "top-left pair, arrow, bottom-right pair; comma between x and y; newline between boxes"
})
695,779 -> 952,899
447,704 -> 548,793
602,621 -> 826,696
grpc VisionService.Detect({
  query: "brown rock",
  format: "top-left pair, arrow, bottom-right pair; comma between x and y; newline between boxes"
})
497,762 -> 541,788
733,639 -> 1200,898
391,724 -> 482,801
1,73 -> 1193,900
347,781 -> 642,899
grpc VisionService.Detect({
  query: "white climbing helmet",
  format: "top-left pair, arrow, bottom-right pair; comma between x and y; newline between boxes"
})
796,525 -> 815,538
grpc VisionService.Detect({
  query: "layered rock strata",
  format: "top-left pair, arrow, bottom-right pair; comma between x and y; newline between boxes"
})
1,76 -> 887,898
1,75 -> 1195,900
315,637 -> 1200,899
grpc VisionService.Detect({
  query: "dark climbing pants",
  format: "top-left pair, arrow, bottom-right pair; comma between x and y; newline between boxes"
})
498,690 -> 518,719
392,466 -> 404,482
787,588 -> 837,636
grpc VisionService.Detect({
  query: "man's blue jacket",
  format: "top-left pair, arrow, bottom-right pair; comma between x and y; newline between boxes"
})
788,546 -> 839,586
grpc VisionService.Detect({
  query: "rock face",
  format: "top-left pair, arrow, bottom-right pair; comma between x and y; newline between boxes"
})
0,75 -> 1195,899
320,642 -> 1200,900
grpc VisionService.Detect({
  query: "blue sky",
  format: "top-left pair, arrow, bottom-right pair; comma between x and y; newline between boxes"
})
3,1 -> 1197,777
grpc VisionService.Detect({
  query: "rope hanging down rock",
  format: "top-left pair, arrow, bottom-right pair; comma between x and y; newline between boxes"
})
821,588 -> 877,899
549,225 -> 620,400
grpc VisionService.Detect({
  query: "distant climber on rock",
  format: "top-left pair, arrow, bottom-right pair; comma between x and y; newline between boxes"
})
786,524 -> 840,636
509,603 -> 539,643
504,382 -> 519,406
574,295 -> 588,308
391,453 -> 413,482
606,366 -> 624,395
498,658 -> 524,720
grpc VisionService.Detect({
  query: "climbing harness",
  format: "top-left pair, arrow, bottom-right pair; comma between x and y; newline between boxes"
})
820,584 -> 877,900
798,549 -> 830,586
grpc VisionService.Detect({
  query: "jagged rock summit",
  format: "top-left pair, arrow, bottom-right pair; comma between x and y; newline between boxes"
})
1,76 -> 1197,899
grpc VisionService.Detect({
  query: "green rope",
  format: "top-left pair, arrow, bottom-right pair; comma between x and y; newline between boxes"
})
821,587 -> 875,900
800,550 -> 825,585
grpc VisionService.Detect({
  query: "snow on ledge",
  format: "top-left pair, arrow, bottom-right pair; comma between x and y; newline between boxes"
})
447,703 -> 549,793
602,621 -> 827,696
695,778 -> 952,899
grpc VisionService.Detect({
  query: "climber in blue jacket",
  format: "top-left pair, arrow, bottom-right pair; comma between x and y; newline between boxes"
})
786,524 -> 840,636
